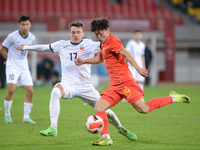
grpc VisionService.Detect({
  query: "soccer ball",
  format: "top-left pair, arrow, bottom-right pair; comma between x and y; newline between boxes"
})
85,115 -> 104,134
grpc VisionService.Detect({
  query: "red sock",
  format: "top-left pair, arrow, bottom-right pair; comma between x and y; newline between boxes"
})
147,96 -> 173,111
96,111 -> 109,136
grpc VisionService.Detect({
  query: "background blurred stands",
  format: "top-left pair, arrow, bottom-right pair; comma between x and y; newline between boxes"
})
144,39 -> 152,86
0,38 -> 6,89
37,53 -> 59,87
0,0 -> 185,28
171,0 -> 200,22
109,0 -> 123,4
172,0 -> 200,8
157,0 -> 165,10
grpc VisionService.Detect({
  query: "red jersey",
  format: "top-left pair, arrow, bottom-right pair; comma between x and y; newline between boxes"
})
100,34 -> 134,85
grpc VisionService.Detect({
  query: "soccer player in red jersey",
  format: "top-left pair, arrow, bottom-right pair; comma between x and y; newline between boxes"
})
75,17 -> 191,146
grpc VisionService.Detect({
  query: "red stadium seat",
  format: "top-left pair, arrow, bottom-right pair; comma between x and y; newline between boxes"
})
175,15 -> 184,25
0,0 -> 181,26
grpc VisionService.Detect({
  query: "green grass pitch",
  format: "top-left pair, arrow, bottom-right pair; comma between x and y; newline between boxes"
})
0,85 -> 200,150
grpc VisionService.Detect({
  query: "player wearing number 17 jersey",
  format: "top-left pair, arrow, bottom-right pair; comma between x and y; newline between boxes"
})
49,38 -> 99,85
16,22 -> 137,140
0,15 -> 36,124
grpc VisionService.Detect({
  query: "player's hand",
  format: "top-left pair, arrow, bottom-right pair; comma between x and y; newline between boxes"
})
138,68 -> 148,77
74,58 -> 83,66
16,44 -> 25,51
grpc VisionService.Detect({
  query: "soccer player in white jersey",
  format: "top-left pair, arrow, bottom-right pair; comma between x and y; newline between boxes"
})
16,22 -> 137,140
126,30 -> 146,91
0,15 -> 36,123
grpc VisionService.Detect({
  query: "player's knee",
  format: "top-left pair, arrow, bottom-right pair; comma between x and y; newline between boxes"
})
54,84 -> 65,98
29,89 -> 34,96
25,89 -> 33,97
7,88 -> 15,95
51,88 -> 61,99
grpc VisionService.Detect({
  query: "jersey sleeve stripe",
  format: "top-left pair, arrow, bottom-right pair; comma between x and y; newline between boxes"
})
117,47 -> 124,53
2,45 -> 8,49
49,44 -> 54,52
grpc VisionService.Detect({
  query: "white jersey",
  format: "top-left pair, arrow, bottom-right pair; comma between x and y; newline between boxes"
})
126,39 -> 145,68
2,30 -> 35,71
126,39 -> 145,82
50,39 -> 100,85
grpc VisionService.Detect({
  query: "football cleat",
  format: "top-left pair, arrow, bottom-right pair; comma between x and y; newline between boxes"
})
40,127 -> 57,137
91,137 -> 113,146
169,91 -> 191,103
5,115 -> 12,124
118,128 -> 137,141
23,118 -> 36,123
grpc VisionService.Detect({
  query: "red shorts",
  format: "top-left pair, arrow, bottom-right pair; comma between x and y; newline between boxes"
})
100,80 -> 144,107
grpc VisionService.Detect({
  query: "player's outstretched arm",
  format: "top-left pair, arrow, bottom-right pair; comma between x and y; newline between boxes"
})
16,44 -> 51,52
75,56 -> 103,66
119,48 -> 148,77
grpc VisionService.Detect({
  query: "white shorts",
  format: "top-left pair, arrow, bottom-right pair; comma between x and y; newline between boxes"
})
129,67 -> 145,82
59,81 -> 100,107
6,69 -> 33,86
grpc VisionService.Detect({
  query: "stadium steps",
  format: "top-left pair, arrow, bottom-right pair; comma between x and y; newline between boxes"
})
159,0 -> 199,25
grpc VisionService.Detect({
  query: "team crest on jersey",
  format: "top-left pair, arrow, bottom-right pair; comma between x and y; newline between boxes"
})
103,48 -> 105,55
80,44 -> 84,50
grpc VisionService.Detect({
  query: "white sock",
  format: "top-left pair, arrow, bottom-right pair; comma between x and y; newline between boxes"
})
102,134 -> 110,138
171,96 -> 176,103
4,100 -> 13,116
50,88 -> 61,130
138,83 -> 144,91
106,109 -> 122,130
23,102 -> 33,120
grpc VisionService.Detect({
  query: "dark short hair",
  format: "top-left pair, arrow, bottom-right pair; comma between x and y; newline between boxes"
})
90,17 -> 110,32
134,29 -> 142,33
18,15 -> 31,23
69,22 -> 84,31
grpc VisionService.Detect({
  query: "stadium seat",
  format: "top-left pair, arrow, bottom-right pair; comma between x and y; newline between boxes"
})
187,7 -> 198,16
171,0 -> 184,5
196,14 -> 200,22
0,0 -> 181,26
175,16 -> 184,25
